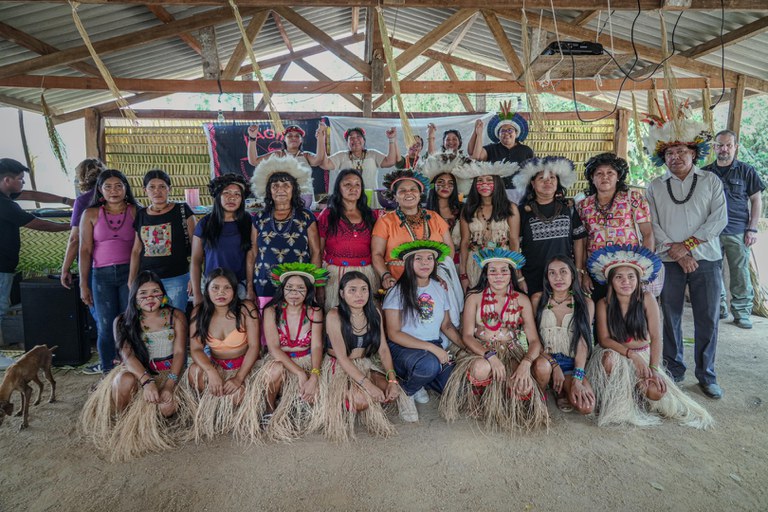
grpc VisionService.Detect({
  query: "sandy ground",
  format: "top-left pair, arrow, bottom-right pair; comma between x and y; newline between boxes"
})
0,306 -> 766,512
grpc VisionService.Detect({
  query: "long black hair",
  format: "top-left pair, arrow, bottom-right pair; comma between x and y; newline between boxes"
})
605,266 -> 648,344
201,175 -> 252,253
535,256 -> 593,357
336,271 -> 381,357
326,169 -> 375,237
265,274 -> 319,323
115,271 -> 176,376
426,172 -> 462,216
264,172 -> 305,213
462,175 -> 513,223
466,261 -> 520,297
393,252 -> 439,324
441,129 -> 463,152
583,152 -> 629,197
143,169 -> 171,187
192,268 -> 255,346
88,169 -> 139,208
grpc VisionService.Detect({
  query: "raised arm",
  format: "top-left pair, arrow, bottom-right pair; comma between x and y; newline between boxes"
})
380,127 -> 400,168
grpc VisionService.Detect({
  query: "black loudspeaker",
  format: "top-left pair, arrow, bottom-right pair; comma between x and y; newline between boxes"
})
21,278 -> 92,366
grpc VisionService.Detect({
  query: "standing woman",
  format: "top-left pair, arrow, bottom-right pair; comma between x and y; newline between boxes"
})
190,174 -> 256,306
395,135 -> 426,170
250,156 -> 321,311
514,157 -> 588,296
440,129 -> 464,155
440,247 -> 548,431
186,268 -> 261,441
248,263 -> 327,441
61,158 -> 106,290
247,124 -> 323,167
81,271 -> 190,461
79,169 -> 140,374
383,241 -> 463,423
317,168 -> 381,311
454,160 -> 521,292
316,271 -> 399,441
577,153 -> 655,301
586,245 -> 713,429
531,256 -> 595,415
129,169 -> 196,310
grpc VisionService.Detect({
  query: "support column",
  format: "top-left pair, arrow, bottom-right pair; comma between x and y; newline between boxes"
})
84,107 -> 104,161
614,108 -> 629,160
727,74 -> 746,139
475,72 -> 486,111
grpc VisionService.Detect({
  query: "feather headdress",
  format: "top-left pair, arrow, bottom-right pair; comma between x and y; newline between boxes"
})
250,155 -> 313,200
587,245 -> 662,285
513,156 -> 576,191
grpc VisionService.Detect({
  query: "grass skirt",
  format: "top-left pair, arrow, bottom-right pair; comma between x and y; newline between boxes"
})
440,343 -> 549,432
182,362 -> 260,443
244,354 -> 326,442
587,346 -> 714,430
80,367 -> 194,461
310,356 -> 396,442
323,264 -> 379,312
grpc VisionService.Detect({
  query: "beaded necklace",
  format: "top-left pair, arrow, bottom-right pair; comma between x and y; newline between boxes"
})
546,293 -> 574,310
270,208 -> 295,235
594,191 -> 617,223
348,150 -> 367,171
281,304 -> 307,345
140,308 -> 173,344
529,200 -> 562,224
396,207 -> 431,241
666,173 -> 698,204
480,288 -> 523,332
103,205 -> 128,232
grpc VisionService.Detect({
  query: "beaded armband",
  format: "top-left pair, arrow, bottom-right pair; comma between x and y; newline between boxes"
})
683,236 -> 700,251
573,368 -> 586,381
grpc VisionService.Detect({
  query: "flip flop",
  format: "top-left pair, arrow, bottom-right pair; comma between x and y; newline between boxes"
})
556,395 -> 574,413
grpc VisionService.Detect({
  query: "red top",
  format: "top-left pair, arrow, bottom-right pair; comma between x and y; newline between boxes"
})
317,208 -> 382,267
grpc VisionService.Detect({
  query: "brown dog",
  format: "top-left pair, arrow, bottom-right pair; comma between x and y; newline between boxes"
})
0,345 -> 57,431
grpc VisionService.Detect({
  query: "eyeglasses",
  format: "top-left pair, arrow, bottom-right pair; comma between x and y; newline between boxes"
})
102,183 -> 125,191
499,128 -> 517,135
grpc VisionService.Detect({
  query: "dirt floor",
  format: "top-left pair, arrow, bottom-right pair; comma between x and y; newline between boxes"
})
0,306 -> 766,512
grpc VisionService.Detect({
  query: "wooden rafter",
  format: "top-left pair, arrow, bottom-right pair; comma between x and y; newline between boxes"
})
391,38 -> 515,80
255,63 -> 290,111
393,9 -> 476,71
443,12 -> 477,54
52,92 -> 169,123
681,15 -> 768,58
273,7 -> 370,78
571,10 -> 599,26
0,93 -> 45,113
442,62 -> 475,112
222,10 -> 271,80
373,59 -> 438,110
145,5 -> 203,55
351,7 -> 360,34
0,75 -> 730,94
494,9 -> 768,94
0,7 -> 262,80
481,10 -> 524,77
295,59 -> 363,109
0,22 -> 101,77
17,0 -> 768,11
272,11 -> 294,53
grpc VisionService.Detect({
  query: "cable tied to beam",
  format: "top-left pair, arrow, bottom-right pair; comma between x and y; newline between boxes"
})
375,6 -> 414,148
69,1 -> 136,123
228,1 -> 283,133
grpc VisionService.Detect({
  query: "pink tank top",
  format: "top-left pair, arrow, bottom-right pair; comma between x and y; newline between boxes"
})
92,206 -> 135,268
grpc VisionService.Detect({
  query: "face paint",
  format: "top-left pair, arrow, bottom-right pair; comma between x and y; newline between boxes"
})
476,181 -> 494,195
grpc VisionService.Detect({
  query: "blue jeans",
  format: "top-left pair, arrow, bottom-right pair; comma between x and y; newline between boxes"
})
92,264 -> 130,372
660,259 -> 722,385
161,273 -> 190,311
388,339 -> 454,396
0,272 -> 13,345
720,233 -> 753,320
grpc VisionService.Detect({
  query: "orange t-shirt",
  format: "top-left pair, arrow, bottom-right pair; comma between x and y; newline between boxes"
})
372,210 -> 449,279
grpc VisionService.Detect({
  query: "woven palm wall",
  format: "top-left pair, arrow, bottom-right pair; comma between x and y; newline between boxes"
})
105,120 -> 214,207
18,221 -> 71,276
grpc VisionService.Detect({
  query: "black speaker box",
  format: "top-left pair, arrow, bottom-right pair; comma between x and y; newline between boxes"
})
21,278 -> 93,366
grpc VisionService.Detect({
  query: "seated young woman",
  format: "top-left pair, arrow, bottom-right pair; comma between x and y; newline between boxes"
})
81,271 -> 190,461
586,245 -> 713,429
383,241 -> 463,424
440,246 -> 548,432
312,271 -> 400,441
247,263 -> 327,442
531,256 -> 595,415
185,268 -> 261,442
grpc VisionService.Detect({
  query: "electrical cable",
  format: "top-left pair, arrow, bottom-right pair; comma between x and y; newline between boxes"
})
710,0 -> 726,109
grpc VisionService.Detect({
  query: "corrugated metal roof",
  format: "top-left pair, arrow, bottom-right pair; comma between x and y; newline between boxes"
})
0,3 -> 765,116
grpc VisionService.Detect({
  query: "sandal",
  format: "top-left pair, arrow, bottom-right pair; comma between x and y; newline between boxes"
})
556,395 -> 573,413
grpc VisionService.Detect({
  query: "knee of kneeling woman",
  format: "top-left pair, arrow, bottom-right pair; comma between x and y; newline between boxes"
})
113,371 -> 138,394
159,400 -> 177,418
470,359 -> 492,381
413,352 -> 443,381
602,352 -> 615,375
531,357 -> 551,380
645,385 -> 665,402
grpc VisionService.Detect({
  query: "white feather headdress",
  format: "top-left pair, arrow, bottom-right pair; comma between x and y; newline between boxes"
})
418,151 -> 473,181
451,160 -> 520,195
513,156 -> 576,191
250,155 -> 313,200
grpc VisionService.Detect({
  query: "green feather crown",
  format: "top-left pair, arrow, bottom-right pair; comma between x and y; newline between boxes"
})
270,262 -> 329,287
390,240 -> 450,262
473,245 -> 526,270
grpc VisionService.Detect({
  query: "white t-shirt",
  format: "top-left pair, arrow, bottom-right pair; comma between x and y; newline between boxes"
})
382,279 -> 450,342
328,149 -> 387,191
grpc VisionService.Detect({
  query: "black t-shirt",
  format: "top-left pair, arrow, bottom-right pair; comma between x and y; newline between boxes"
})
0,191 -> 35,272
483,142 -> 535,188
133,202 -> 194,278
519,200 -> 586,295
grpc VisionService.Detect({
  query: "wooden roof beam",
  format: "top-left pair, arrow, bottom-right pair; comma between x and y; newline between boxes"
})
0,93 -> 45,114
481,10 -> 524,77
393,9 -> 477,71
681,15 -> 768,58
373,59 -> 438,110
274,7 -> 370,78
0,22 -> 101,77
255,62 -> 290,111
0,6 -> 262,80
145,5 -> 203,55
442,62 -> 475,112
571,10 -> 599,26
52,92 -> 170,124
222,10 -> 270,80
494,9 -> 768,94
272,11 -> 294,53
391,38 -> 516,80
294,59 -> 363,110
1,75 -> 732,94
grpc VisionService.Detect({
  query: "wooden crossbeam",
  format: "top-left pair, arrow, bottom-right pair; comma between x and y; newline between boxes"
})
0,93 -> 45,113
274,7 -> 370,78
255,63 -> 290,111
145,5 -> 203,55
571,10 -> 599,26
0,7 -> 261,80
481,10 -> 524,77
222,10 -> 271,80
272,11 -> 294,53
373,59 -> 438,110
442,62 -> 475,112
16,0 -> 768,11
295,59 -> 363,109
52,92 -> 169,123
494,9 -> 768,94
391,38 -> 516,80
393,9 -> 476,71
0,22 -> 101,77
681,15 -> 768,58
0,75 -> 731,94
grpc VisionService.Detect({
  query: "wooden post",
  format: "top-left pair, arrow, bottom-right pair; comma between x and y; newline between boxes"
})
614,109 -> 629,160
242,73 -> 255,111
199,26 -> 221,80
727,74 -> 746,139
84,107 -> 103,161
475,72 -> 486,111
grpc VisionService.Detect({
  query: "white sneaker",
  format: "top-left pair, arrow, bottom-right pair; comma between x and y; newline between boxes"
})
413,387 -> 430,404
399,394 -> 419,423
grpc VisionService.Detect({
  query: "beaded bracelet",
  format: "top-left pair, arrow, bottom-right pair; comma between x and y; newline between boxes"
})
483,350 -> 497,360
167,372 -> 178,382
649,364 -> 660,373
387,379 -> 398,384
546,356 -> 559,369
573,368 -> 586,381
141,378 -> 155,387
310,368 -> 321,377
386,369 -> 397,379
683,236 -> 700,251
